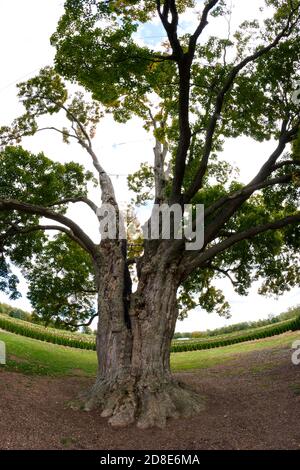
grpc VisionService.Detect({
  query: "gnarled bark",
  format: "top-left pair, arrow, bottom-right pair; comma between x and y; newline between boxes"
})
80,250 -> 205,428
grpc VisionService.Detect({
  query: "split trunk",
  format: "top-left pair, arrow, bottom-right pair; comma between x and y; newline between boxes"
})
82,241 -> 204,428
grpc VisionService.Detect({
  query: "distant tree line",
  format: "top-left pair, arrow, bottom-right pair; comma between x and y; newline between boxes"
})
173,306 -> 300,338
0,303 -> 69,330
0,302 -> 96,334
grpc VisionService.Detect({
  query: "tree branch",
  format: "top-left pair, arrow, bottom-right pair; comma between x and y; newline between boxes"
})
61,104 -> 92,147
48,196 -> 99,215
156,0 -> 183,59
171,170 -> 296,263
149,110 -> 169,203
201,126 -> 290,245
247,121 -> 300,187
36,127 -> 77,141
170,54 -> 193,201
184,7 -> 300,202
62,312 -> 98,329
188,0 -> 220,55
210,264 -> 238,287
205,173 -> 295,218
156,2 -> 191,202
79,140 -> 117,205
0,223 -> 91,253
271,159 -> 300,171
0,199 -> 97,257
36,110 -> 117,206
185,213 -> 300,274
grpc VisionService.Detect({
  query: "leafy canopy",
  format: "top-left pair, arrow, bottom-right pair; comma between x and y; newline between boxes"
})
0,0 -> 300,323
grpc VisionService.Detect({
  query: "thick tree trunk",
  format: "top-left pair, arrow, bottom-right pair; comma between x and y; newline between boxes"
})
81,247 -> 205,428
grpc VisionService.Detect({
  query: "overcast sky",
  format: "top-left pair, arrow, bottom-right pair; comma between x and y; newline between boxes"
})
0,0 -> 299,332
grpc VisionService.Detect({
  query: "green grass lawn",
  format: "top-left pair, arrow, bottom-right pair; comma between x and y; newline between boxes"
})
171,331 -> 300,371
0,329 -> 299,377
0,330 -> 97,376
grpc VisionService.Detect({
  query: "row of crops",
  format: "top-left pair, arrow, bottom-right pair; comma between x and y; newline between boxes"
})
0,314 -> 96,350
172,317 -> 298,345
171,316 -> 300,352
0,313 -> 299,353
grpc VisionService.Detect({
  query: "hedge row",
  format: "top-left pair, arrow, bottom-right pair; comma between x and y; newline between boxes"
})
0,313 -> 299,353
172,317 -> 296,346
0,314 -> 96,350
171,316 -> 300,353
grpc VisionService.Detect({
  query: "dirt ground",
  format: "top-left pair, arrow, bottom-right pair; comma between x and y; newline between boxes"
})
0,347 -> 299,450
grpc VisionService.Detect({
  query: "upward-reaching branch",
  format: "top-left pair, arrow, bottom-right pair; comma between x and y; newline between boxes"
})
77,139 -> 117,206
188,0 -> 220,56
156,1 -> 191,201
163,0 -> 219,202
202,129 -> 290,245
149,111 -> 169,204
156,0 -> 183,59
183,213 -> 300,276
202,119 -> 300,245
166,152 -> 297,260
170,53 -> 193,202
249,120 -> 300,186
184,6 -> 300,202
37,122 -> 117,206
35,100 -> 117,207
204,172 -> 296,219
53,100 -> 118,207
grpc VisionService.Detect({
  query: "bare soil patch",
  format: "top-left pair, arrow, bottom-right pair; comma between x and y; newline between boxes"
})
0,346 -> 299,450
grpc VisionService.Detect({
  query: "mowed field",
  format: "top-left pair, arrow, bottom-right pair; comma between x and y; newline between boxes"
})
0,329 -> 300,450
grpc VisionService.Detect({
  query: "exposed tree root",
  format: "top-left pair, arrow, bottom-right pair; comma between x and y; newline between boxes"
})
76,375 -> 205,429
